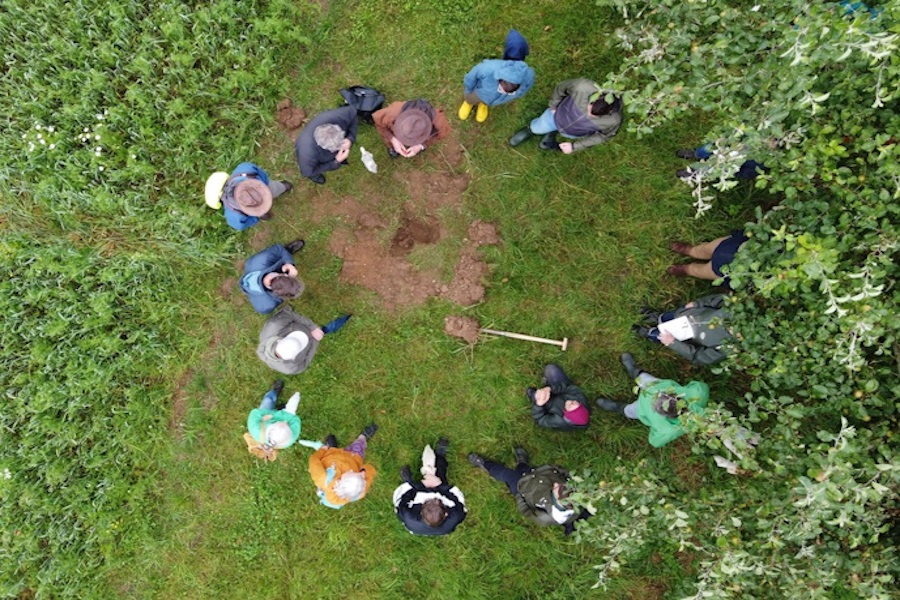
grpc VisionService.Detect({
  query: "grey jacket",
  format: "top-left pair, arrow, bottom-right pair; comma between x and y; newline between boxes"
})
665,294 -> 732,366
256,307 -> 320,375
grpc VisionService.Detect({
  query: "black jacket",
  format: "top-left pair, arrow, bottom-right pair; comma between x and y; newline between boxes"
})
392,482 -> 467,536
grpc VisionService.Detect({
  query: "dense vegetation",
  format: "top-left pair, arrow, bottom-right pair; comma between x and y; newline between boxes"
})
1,0 -> 896,598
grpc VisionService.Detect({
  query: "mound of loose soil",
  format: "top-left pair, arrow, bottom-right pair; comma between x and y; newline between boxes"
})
275,98 -> 306,132
444,315 -> 480,344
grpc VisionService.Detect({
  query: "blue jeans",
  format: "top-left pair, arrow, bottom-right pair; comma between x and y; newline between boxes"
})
542,363 -> 571,387
260,390 -> 277,410
529,109 -> 577,139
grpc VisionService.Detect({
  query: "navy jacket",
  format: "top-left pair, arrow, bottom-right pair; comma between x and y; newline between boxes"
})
392,482 -> 467,536
240,245 -> 295,314
295,106 -> 359,179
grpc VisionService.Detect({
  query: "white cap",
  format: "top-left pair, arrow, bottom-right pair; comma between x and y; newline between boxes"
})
266,421 -> 293,448
204,171 -> 229,209
275,331 -> 309,360
333,471 -> 365,500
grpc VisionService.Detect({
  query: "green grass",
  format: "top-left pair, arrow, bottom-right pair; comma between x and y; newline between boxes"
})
1,0 -> 764,598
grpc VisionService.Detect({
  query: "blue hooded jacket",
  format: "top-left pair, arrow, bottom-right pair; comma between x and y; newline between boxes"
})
463,59 -> 535,107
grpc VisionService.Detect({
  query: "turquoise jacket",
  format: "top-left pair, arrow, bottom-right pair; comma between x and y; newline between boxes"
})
246,409 -> 301,448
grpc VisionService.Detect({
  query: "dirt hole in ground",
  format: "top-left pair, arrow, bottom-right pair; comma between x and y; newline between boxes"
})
390,212 -> 441,255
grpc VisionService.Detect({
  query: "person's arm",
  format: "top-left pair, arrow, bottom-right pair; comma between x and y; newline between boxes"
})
549,79 -> 578,109
462,63 -> 484,94
337,106 -> 359,143
515,494 -> 559,527
224,206 -> 258,231
425,109 -> 451,147
232,162 -> 270,185
245,245 -> 293,273
649,422 -> 684,448
694,294 -> 726,310
307,450 -> 327,486
666,340 -> 727,366
531,401 -> 569,429
354,464 -> 377,501
571,112 -> 623,151
517,65 -> 535,97
372,102 -> 403,147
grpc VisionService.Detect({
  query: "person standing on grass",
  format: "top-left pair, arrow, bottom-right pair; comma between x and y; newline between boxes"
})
393,438 -> 467,536
244,379 -> 322,461
240,240 -> 306,314
666,230 -> 748,287
468,447 -> 587,534
632,295 -> 732,367
595,353 -> 709,448
526,363 -> 591,431
458,30 -> 535,123
373,99 -> 450,159
295,106 -> 359,185
308,424 -> 379,509
508,78 -> 623,154
205,162 -> 293,231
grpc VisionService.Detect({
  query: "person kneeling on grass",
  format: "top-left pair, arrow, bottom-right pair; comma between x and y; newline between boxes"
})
240,240 -> 306,315
373,99 -> 450,159
308,424 -> 379,509
596,353 -> 709,448
527,363 -> 590,431
509,78 -> 623,154
243,379 -> 323,462
468,447 -> 588,534
393,438 -> 467,536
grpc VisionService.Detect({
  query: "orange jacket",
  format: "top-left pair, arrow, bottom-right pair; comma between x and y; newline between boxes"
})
308,447 -> 377,508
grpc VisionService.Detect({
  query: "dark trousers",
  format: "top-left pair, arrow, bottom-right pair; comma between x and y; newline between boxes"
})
543,363 -> 571,386
434,453 -> 449,481
485,460 -> 531,495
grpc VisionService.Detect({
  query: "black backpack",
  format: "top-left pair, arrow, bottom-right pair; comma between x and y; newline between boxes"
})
339,86 -> 386,123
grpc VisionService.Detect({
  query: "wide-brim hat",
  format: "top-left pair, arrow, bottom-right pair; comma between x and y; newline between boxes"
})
275,331 -> 309,361
234,179 -> 272,217
393,108 -> 431,147
204,171 -> 229,209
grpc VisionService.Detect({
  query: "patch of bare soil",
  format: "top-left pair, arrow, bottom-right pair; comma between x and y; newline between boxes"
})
275,98 -> 306,135
444,315 -> 480,344
468,220 -> 500,245
397,169 -> 471,212
442,247 -> 489,306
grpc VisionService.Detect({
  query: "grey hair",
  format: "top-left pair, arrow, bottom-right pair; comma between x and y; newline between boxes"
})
313,124 -> 346,152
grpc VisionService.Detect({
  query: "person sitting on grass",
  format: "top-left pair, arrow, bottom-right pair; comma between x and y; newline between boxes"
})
205,162 -> 293,231
468,447 -> 587,534
373,99 -> 450,159
667,230 -> 748,287
458,30 -> 535,123
240,240 -> 306,314
595,353 -> 709,448
632,295 -> 732,367
508,78 -> 623,154
308,424 -> 379,509
243,379 -> 322,462
393,437 -> 467,536
527,363 -> 590,431
295,106 -> 359,185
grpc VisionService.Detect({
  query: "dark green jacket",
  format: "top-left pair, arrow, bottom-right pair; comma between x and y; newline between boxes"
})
531,383 -> 589,431
665,294 -> 731,366
515,465 -> 575,527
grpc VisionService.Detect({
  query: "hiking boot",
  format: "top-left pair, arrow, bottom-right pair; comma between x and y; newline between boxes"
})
508,127 -> 533,147
362,423 -> 378,440
388,148 -> 400,159
525,386 -> 537,403
667,264 -> 689,277
259,211 -> 273,221
596,398 -> 626,414
631,324 -> 653,338
324,434 -> 338,448
400,465 -> 413,483
279,180 -> 294,193
285,239 -> 305,254
676,168 -> 696,180
539,133 -> 560,151
271,379 -> 284,395
475,103 -> 489,123
468,453 -> 488,472
514,447 -> 529,466
676,148 -> 698,160
639,306 -> 661,322
669,241 -> 694,256
620,353 -> 641,379
458,101 -> 473,121
435,438 -> 450,457
310,174 -> 326,185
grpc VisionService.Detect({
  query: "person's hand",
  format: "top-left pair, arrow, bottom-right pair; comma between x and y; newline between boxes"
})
559,142 -> 574,154
685,302 -> 696,308
312,328 -> 324,341
335,146 -> 350,163
405,143 -> 425,157
659,331 -> 675,346
534,386 -> 551,406
390,136 -> 414,158
422,474 -> 442,488
282,264 -> 298,277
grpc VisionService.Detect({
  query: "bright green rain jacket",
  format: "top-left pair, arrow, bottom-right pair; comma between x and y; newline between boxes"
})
636,379 -> 709,448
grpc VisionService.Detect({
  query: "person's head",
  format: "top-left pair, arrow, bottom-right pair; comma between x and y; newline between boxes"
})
421,498 -> 449,528
274,331 -> 310,361
233,179 -> 273,216
394,101 -> 434,147
265,421 -> 293,448
333,471 -> 366,500
653,392 -> 683,419
313,124 -> 347,152
552,481 -> 572,506
269,274 -> 304,299
589,92 -> 621,117
563,401 -> 590,426
498,79 -> 521,94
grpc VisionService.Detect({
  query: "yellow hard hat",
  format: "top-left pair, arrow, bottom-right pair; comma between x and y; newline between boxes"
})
204,172 -> 229,209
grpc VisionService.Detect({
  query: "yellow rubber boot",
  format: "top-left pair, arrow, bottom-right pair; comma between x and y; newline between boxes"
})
475,103 -> 489,123
458,101 -> 473,120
